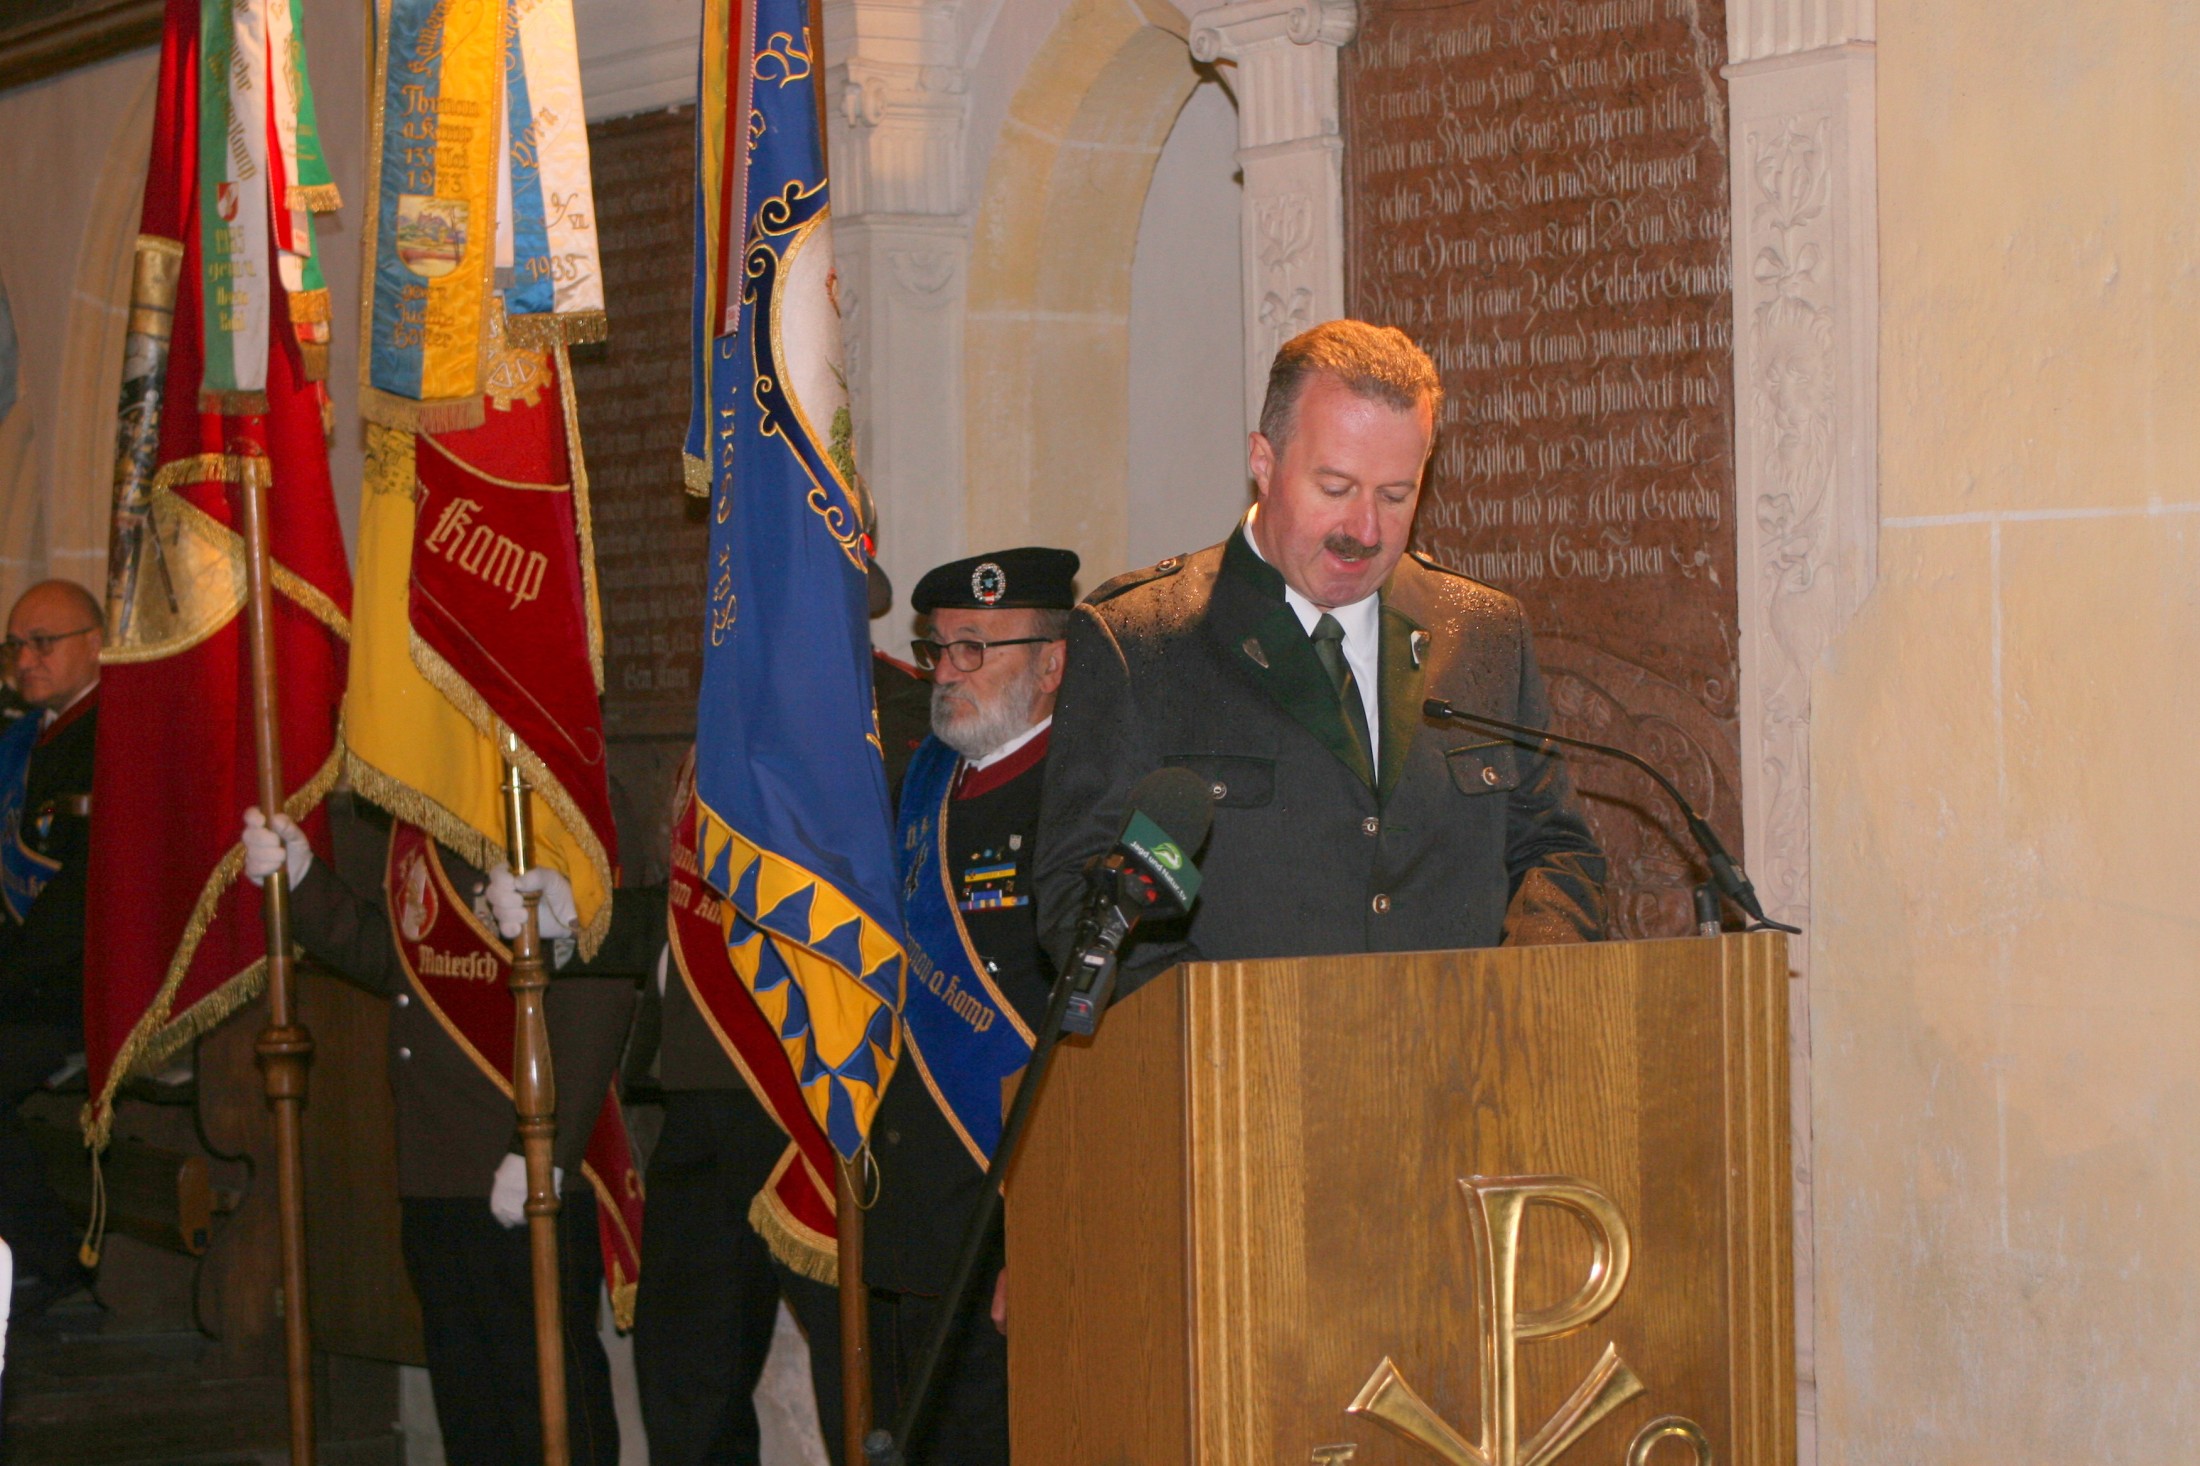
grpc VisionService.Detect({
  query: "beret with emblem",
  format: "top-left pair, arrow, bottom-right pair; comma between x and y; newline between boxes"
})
912,547 -> 1081,614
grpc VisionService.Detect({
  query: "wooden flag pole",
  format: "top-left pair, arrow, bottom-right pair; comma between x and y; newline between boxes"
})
501,738 -> 571,1466
237,465 -> 318,1465
838,1157 -> 873,1463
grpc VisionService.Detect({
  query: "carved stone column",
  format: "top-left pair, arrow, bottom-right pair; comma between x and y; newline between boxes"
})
1188,0 -> 1356,429
824,0 -> 970,620
1726,4 -> 1877,1459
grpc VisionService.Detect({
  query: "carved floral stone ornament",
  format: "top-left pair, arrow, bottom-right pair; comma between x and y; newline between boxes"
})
1343,1177 -> 1710,1466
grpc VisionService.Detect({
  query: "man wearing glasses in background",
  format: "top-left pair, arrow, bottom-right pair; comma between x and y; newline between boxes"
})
0,580 -> 106,1315
808,546 -> 1075,1462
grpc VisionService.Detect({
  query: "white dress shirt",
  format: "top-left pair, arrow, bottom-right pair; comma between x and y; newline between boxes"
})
1244,510 -> 1381,769
969,714 -> 1053,772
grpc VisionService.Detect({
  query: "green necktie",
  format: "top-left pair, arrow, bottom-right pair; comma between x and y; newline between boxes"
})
1311,613 -> 1375,783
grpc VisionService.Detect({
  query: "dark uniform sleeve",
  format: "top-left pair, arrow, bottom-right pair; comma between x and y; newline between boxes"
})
1034,604 -> 1201,993
289,856 -> 408,998
561,883 -> 666,977
1498,629 -> 1608,945
543,975 -> 636,1176
0,831 -> 87,1021
542,885 -> 651,1173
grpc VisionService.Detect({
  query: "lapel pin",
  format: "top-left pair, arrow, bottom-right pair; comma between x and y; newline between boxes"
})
1242,637 -> 1270,669
1410,629 -> 1430,668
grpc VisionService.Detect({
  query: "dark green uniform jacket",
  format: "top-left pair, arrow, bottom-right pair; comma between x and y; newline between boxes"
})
1036,528 -> 1605,992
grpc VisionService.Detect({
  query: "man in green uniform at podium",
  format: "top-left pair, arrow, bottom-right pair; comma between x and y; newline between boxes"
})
1036,320 -> 1605,990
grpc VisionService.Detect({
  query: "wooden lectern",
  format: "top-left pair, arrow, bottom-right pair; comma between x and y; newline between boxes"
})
1004,934 -> 1793,1466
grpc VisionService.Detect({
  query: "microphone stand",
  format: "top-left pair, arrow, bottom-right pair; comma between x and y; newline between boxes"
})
1422,699 -> 1801,936
863,868 -> 1137,1466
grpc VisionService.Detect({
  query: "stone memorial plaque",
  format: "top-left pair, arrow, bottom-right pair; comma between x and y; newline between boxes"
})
570,106 -> 706,883
1345,0 -> 1742,937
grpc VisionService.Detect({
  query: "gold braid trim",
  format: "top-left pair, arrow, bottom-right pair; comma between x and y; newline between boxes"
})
342,753 -> 507,897
683,452 -> 711,497
556,345 -> 606,693
201,389 -> 272,416
360,385 -> 486,436
81,731 -> 347,1152
401,628 -> 615,959
153,453 -> 273,493
136,232 -> 184,259
288,288 -> 333,324
288,182 -> 342,213
583,1158 -> 642,1331
504,308 -> 610,350
271,557 -> 353,642
298,342 -> 330,383
749,1179 -> 838,1285
145,461 -> 353,642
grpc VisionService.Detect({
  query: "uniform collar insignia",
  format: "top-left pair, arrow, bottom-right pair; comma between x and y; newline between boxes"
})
1242,636 -> 1269,669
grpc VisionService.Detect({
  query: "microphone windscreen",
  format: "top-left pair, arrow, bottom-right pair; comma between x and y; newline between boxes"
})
1124,766 -> 1215,853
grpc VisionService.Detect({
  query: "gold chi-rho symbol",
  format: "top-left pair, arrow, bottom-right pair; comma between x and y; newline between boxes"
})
1347,1177 -> 1710,1466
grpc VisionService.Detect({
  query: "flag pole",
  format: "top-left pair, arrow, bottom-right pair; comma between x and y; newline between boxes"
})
838,1157 -> 874,1463
237,461 -> 318,1466
501,734 -> 570,1466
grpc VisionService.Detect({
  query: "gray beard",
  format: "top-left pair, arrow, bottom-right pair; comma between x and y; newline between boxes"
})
931,661 -> 1047,762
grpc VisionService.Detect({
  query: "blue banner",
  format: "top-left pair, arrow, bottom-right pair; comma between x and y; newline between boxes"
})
0,712 -> 56,923
691,0 -> 904,1159
894,738 -> 1037,1164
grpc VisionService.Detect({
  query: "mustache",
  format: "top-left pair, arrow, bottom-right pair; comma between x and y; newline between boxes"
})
1323,532 -> 1382,562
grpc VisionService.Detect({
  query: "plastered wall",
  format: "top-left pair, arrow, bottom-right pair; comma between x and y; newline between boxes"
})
1809,2 -> 2200,1457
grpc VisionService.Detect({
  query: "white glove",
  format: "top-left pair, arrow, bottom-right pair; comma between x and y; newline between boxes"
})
241,807 -> 313,889
485,864 -> 576,941
489,1152 -> 562,1228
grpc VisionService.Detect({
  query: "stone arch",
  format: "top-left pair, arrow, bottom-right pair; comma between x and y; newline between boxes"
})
963,0 -> 1216,581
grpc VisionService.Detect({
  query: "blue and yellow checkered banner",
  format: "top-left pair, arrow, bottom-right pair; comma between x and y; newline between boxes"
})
690,0 -> 904,1159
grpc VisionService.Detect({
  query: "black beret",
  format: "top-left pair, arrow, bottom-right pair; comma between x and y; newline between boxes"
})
911,547 -> 1081,613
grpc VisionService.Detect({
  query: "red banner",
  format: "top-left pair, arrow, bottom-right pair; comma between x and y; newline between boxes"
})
666,754 -> 838,1280
84,0 -> 350,1148
407,341 -> 617,878
387,824 -> 645,1323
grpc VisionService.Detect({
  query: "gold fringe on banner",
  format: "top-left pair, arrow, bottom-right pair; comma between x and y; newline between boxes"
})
749,1179 -> 838,1285
150,453 -> 273,493
287,182 -> 342,213
504,308 -> 610,351
288,288 -> 332,324
404,628 -> 615,958
81,732 -> 347,1154
359,386 -> 488,437
197,389 -> 273,417
683,453 -> 711,497
557,346 -> 606,693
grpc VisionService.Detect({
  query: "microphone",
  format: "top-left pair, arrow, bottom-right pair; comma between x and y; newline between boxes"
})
1060,767 -> 1215,1034
1421,697 -> 1800,936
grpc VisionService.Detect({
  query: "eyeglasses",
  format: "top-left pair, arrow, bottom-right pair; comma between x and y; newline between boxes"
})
909,636 -> 1059,673
3,626 -> 98,661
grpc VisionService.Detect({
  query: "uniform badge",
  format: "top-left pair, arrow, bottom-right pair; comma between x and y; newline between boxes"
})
971,562 -> 1007,605
1242,636 -> 1270,669
1410,629 -> 1430,668
396,850 -> 440,943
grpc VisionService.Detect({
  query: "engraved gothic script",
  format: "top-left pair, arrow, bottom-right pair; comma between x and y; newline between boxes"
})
1345,0 -> 1743,936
